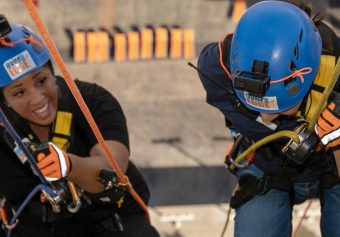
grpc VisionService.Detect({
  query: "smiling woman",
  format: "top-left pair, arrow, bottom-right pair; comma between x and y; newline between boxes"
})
2,65 -> 58,137
0,23 -> 160,237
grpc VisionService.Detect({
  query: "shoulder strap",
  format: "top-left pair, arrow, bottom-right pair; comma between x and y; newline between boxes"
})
51,111 -> 73,151
303,55 -> 336,121
50,77 -> 78,151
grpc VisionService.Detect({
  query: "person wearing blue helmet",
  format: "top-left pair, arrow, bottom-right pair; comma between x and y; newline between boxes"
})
197,0 -> 340,236
0,22 -> 160,237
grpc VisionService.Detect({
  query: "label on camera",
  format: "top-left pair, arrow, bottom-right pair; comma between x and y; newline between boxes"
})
244,92 -> 278,110
3,50 -> 36,80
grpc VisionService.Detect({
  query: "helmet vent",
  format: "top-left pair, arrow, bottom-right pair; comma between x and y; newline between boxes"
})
284,77 -> 296,86
22,27 -> 30,37
289,60 -> 297,71
294,44 -> 299,60
299,29 -> 303,42
22,28 -> 31,45
284,76 -> 298,96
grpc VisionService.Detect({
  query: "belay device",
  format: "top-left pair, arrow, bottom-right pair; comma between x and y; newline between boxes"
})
282,123 -> 320,165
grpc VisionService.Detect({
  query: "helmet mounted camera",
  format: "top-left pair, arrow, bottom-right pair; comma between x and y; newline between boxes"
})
234,60 -> 270,97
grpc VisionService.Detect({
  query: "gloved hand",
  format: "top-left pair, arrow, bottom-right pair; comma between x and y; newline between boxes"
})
315,92 -> 340,150
35,142 -> 72,182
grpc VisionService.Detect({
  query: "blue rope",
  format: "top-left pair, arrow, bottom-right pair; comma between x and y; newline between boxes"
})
6,184 -> 56,237
0,107 -> 48,183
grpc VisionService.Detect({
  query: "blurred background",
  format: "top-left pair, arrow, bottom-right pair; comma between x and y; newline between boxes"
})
2,0 -> 340,236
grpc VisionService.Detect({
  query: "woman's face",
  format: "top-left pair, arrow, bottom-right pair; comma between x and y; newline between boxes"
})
2,66 -> 58,127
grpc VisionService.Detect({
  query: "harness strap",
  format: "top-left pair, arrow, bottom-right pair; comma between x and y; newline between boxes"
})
308,152 -> 340,189
230,153 -> 340,209
230,174 -> 292,209
303,55 -> 336,121
273,163 -> 300,191
230,162 -> 299,209
51,111 -> 72,151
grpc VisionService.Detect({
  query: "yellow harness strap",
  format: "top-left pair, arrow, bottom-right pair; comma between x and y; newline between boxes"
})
304,55 -> 336,121
51,111 -> 73,150
51,111 -> 82,210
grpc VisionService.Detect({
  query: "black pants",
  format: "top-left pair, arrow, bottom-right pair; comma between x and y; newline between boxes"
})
94,211 -> 160,237
6,210 -> 160,237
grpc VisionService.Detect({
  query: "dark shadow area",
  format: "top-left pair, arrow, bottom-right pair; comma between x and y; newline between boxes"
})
330,15 -> 340,29
140,165 -> 237,206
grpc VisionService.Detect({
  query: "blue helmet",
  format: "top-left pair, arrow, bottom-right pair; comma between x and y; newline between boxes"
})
0,24 -> 50,87
230,1 -> 322,113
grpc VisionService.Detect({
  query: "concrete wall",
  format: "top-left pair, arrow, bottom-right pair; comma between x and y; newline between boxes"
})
2,0 -> 339,58
0,0 -> 235,56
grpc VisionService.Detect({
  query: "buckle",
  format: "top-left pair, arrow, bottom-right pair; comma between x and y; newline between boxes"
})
258,175 -> 271,195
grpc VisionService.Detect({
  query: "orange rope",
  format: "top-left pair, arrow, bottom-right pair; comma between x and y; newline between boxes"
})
271,67 -> 312,84
218,33 -> 233,80
0,207 -> 7,224
21,0 -> 149,218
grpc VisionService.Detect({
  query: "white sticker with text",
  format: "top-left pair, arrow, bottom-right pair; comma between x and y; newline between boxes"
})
244,91 -> 279,110
4,50 -> 36,80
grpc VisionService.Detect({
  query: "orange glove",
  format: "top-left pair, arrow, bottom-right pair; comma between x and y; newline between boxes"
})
315,93 -> 340,150
36,142 -> 72,182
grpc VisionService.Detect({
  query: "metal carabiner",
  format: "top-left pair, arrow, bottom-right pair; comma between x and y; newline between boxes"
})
225,134 -> 251,170
0,198 -> 18,230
